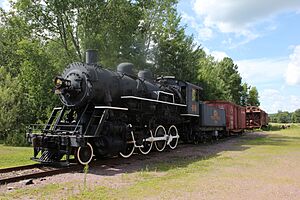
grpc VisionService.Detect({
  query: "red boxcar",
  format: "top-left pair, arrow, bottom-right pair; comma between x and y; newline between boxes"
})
246,106 -> 269,129
205,100 -> 246,134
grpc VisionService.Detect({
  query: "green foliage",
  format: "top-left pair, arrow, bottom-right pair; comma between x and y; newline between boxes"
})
0,11 -> 58,145
197,56 -> 245,105
248,86 -> 260,106
291,109 -> 300,123
240,83 -> 249,106
14,0 -> 143,68
216,58 -> 242,104
150,3 -> 205,81
5,131 -> 28,146
17,40 -> 59,122
240,83 -> 260,106
0,68 -> 22,140
278,111 -> 291,123
197,56 -> 224,100
269,110 -> 294,123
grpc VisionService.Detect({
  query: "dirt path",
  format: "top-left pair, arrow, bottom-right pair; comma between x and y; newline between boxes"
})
1,132 -> 300,199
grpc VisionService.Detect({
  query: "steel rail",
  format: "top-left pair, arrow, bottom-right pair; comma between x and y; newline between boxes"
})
0,165 -> 82,185
0,164 -> 41,174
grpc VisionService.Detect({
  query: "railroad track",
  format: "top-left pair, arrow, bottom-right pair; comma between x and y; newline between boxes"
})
0,164 -> 82,185
0,134 -> 247,185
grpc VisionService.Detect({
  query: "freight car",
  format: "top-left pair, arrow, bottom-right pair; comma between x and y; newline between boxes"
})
26,50 -> 265,165
246,106 -> 269,129
205,101 -> 246,134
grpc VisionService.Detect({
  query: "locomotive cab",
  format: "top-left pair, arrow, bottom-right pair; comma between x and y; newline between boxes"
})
156,77 -> 202,116
184,83 -> 202,116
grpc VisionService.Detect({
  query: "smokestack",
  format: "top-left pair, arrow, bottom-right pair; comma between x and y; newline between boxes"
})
85,49 -> 98,64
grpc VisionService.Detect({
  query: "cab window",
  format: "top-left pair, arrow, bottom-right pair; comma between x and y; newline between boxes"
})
192,88 -> 199,101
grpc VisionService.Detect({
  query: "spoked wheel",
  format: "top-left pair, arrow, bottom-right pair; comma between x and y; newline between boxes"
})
154,125 -> 167,152
139,129 -> 153,155
167,125 -> 179,149
75,142 -> 94,165
120,125 -> 135,158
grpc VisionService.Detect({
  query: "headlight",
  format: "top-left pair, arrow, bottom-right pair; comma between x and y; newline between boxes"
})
54,77 -> 63,88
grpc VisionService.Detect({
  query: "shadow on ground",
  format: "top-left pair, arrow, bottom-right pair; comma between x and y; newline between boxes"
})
85,131 -> 298,177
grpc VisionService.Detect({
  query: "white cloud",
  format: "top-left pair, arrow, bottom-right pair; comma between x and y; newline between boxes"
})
181,12 -> 213,41
236,57 -> 288,85
193,0 -> 300,45
260,89 -> 300,113
197,27 -> 213,41
203,47 -> 228,61
285,45 -> 300,85
236,55 -> 300,113
0,0 -> 10,11
211,51 -> 228,61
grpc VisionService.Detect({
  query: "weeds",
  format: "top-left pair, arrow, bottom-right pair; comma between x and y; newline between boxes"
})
83,164 -> 89,191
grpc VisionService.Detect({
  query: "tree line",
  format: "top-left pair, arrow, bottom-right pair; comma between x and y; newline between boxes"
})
269,109 -> 300,123
0,0 -> 260,145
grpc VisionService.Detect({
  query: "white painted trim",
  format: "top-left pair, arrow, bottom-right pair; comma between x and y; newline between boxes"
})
45,135 -> 95,138
94,106 -> 128,111
156,91 -> 174,96
180,114 -> 200,117
156,91 -> 175,103
121,96 -> 186,107
158,76 -> 175,79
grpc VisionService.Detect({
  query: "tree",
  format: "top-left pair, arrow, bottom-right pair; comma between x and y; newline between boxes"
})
291,109 -> 300,123
197,55 -> 225,100
197,57 -> 243,104
14,0 -> 142,67
152,10 -> 204,81
0,68 -> 20,141
0,10 -> 59,145
240,83 -> 249,106
215,57 -> 243,104
276,111 -> 291,123
248,86 -> 260,106
269,114 -> 278,123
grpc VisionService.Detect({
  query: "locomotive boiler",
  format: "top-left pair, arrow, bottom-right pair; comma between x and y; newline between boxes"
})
55,51 -> 161,108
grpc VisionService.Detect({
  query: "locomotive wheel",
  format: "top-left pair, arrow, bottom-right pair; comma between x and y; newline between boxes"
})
167,125 -> 179,149
119,126 -> 135,158
75,142 -> 94,165
154,125 -> 167,152
139,129 -> 153,155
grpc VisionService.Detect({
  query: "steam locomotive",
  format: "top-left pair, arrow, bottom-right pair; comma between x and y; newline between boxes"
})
27,50 -> 249,165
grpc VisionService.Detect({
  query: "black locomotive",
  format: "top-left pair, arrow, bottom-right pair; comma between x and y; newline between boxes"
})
27,50 -> 226,165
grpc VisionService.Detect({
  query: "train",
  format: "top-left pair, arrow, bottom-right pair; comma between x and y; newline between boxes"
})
26,50 -> 268,165
246,106 -> 269,129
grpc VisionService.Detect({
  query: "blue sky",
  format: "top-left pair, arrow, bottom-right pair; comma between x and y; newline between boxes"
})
178,0 -> 300,113
1,0 -> 300,113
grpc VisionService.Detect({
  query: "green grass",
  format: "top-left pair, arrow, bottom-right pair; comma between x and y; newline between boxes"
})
109,124 -> 300,199
2,125 -> 300,199
0,144 -> 35,169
